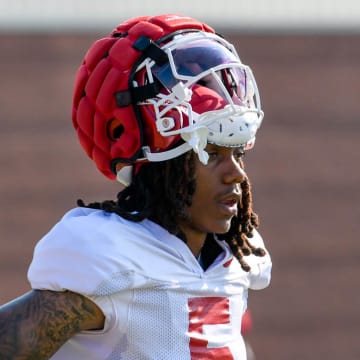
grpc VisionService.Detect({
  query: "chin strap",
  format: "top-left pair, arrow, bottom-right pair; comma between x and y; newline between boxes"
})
180,126 -> 209,164
116,126 -> 210,186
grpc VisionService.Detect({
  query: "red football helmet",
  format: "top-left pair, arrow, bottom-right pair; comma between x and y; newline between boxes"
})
72,14 -> 264,185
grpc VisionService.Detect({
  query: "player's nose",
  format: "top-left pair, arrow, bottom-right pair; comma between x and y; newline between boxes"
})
222,153 -> 246,184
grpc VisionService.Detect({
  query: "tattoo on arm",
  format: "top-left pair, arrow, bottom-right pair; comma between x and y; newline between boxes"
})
0,290 -> 104,360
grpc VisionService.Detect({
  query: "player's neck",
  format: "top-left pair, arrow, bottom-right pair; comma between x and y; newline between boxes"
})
178,224 -> 207,258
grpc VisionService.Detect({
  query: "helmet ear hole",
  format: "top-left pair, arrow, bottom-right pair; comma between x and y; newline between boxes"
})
107,118 -> 125,140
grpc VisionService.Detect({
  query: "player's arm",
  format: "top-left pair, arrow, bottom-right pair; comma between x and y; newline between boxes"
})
0,289 -> 105,360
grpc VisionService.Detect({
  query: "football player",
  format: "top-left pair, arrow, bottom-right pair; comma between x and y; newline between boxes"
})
0,14 -> 271,359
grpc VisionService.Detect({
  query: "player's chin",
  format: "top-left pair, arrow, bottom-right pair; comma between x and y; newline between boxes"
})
212,217 -> 233,234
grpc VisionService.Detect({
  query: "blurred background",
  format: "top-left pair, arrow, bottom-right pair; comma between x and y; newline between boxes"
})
0,1 -> 359,359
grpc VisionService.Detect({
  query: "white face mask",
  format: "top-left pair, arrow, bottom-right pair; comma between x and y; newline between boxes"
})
142,33 -> 263,159
117,32 -> 264,185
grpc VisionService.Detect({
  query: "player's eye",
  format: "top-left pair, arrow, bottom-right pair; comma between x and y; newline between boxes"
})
206,150 -> 218,160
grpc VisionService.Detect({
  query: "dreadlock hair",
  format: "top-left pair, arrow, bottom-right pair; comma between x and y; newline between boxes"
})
78,150 -> 265,272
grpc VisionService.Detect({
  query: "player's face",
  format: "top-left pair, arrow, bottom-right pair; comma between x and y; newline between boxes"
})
179,144 -> 246,251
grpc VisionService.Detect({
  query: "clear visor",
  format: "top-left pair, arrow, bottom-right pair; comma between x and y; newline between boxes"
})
152,38 -> 253,106
137,35 -> 263,165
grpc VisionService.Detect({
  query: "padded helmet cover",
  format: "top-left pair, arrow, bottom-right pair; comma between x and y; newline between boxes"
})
72,15 -> 214,179
72,14 -> 263,181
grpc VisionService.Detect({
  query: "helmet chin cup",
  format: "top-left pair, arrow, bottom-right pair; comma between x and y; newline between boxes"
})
205,105 -> 263,147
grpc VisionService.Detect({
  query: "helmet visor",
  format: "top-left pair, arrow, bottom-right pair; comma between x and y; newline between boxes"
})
152,38 -> 251,105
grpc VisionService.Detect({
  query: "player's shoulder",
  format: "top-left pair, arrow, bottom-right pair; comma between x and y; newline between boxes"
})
245,228 -> 272,290
46,207 -> 142,245
248,228 -> 265,247
28,207 -> 153,293
33,207 -> 156,270
60,206 -> 126,230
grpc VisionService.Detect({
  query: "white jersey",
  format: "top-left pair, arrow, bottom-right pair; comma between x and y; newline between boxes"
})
28,207 -> 271,360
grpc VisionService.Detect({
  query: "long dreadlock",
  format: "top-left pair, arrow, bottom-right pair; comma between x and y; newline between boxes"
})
78,150 -> 265,272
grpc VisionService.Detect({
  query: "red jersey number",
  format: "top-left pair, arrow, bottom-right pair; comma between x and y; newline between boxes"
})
188,297 -> 234,360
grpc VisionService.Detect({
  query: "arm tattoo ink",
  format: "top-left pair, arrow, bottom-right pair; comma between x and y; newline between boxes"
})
0,290 -> 104,359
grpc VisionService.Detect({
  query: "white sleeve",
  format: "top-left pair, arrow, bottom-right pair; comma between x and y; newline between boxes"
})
27,208 -> 133,295
246,229 -> 272,290
27,208 -> 154,334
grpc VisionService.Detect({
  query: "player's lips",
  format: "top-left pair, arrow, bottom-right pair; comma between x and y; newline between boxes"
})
217,192 -> 241,216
